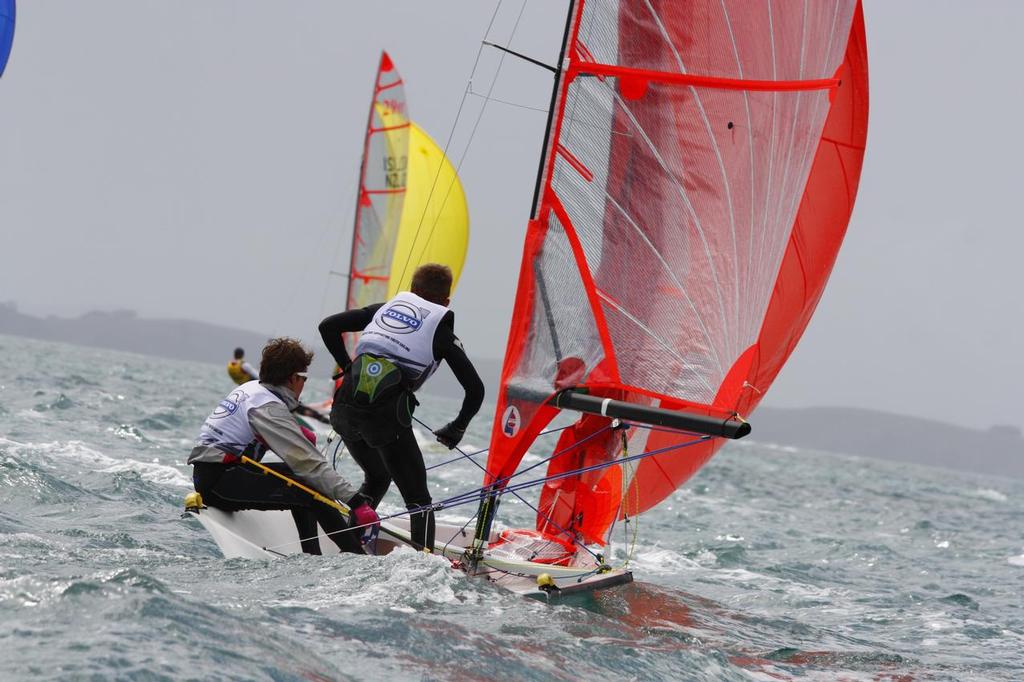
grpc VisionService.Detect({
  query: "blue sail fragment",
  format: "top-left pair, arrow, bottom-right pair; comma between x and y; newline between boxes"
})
0,0 -> 15,79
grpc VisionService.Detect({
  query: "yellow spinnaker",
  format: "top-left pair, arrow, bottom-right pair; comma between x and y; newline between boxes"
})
386,121 -> 470,298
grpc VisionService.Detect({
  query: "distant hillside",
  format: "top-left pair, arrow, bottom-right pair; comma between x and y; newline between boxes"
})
0,302 -> 503,394
0,302 -> 277,370
752,406 -> 1024,479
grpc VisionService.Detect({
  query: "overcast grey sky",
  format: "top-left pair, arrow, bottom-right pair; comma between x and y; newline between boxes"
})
0,2 -> 1021,432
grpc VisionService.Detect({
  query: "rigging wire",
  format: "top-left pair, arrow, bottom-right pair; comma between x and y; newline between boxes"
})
435,430 -> 711,510
424,421 -> 575,472
394,0 -> 532,290
466,88 -> 549,114
260,426 -> 711,554
412,415 -> 602,562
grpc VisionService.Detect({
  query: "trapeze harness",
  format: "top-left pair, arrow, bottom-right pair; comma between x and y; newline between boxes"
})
341,292 -> 448,413
196,380 -> 281,463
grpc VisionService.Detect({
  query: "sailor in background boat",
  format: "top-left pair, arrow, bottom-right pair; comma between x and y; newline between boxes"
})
189,338 -> 379,555
226,347 -> 258,385
319,263 -> 485,552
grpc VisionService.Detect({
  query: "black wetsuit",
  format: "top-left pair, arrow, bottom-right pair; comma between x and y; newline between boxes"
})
319,305 -> 484,551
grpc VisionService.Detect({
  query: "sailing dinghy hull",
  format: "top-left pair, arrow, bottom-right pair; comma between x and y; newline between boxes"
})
185,506 -> 631,599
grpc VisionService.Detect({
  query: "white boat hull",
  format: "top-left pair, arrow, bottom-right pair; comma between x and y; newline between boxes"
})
185,505 -> 631,598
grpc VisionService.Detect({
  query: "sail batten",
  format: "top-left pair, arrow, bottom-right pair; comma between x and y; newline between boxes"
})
485,0 -> 869,548
571,62 -> 842,91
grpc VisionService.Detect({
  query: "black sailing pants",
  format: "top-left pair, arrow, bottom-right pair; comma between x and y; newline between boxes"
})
192,461 -> 364,555
334,415 -> 435,551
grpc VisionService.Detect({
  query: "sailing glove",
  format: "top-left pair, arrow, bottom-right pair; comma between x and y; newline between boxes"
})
434,422 -> 465,450
348,499 -> 380,547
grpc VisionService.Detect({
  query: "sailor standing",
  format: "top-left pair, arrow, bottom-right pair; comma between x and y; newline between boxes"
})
319,263 -> 484,551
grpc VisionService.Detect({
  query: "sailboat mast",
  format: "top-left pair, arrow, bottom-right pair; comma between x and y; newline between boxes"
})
467,2 -> 579,564
528,1 -> 578,220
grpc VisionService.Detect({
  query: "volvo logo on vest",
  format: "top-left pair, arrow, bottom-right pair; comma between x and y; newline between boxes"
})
211,390 -> 244,419
380,302 -> 426,334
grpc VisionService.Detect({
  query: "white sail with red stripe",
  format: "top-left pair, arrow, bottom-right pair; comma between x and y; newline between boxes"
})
343,52 -> 470,357
344,52 -> 411,355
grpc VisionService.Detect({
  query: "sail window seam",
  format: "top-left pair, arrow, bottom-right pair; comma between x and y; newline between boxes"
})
603,192 -> 725,376
595,289 -> 718,397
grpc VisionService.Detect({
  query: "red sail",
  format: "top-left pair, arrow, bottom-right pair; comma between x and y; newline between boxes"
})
485,1 -> 869,547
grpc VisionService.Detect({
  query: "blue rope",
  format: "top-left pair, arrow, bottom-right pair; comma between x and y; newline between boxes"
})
423,422 -> 576,472
436,432 -> 711,509
413,415 -> 602,561
338,433 -> 713,544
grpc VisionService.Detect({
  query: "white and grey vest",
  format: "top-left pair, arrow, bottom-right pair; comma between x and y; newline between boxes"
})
354,291 -> 448,391
195,380 -> 282,455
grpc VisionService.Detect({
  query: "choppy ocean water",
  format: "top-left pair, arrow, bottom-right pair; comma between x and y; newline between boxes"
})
1,333 -> 1022,681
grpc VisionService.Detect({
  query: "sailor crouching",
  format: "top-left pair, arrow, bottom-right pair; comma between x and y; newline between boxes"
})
188,337 -> 378,555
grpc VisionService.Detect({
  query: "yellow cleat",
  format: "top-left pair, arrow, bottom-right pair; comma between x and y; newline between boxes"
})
184,491 -> 204,512
537,573 -> 558,592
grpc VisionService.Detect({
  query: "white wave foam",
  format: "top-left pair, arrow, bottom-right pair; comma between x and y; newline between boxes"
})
273,549 -> 496,611
971,488 -> 1008,502
0,573 -> 67,608
0,437 -> 192,488
626,546 -> 704,574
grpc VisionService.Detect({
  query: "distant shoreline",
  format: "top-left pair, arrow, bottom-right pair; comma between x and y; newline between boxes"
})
3,303 -> 1021,480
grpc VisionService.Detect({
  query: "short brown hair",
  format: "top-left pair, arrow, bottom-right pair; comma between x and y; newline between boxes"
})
258,337 -> 313,385
410,263 -> 453,305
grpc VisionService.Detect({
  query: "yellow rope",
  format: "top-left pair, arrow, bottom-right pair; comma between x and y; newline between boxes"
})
240,455 -> 351,519
240,456 -> 427,553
